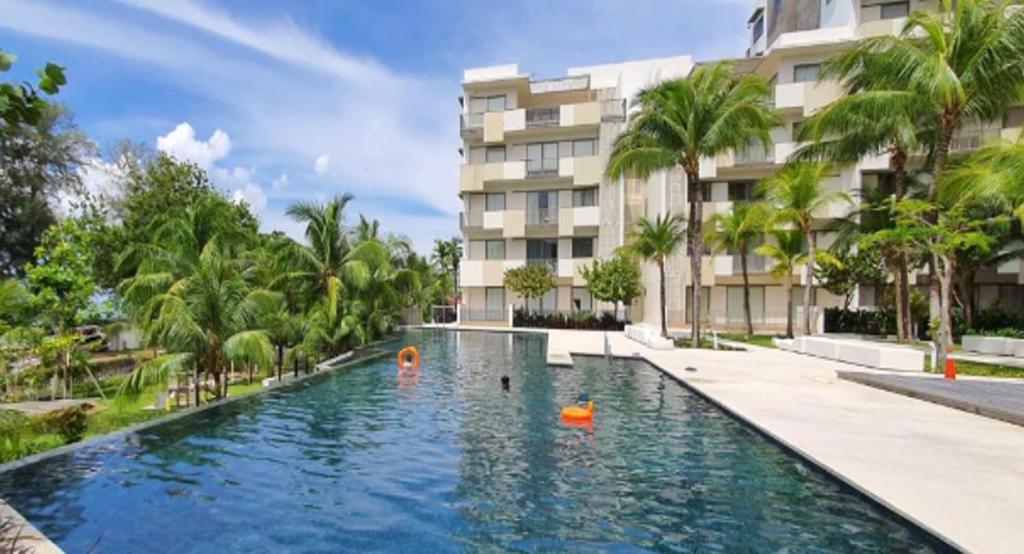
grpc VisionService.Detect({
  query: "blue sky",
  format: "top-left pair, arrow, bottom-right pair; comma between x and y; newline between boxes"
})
0,0 -> 751,253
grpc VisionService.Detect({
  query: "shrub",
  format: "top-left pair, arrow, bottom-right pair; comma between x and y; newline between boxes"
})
41,405 -> 89,443
824,307 -> 896,336
513,309 -> 626,330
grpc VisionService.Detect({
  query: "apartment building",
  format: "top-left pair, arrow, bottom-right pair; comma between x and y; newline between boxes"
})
457,0 -> 1024,330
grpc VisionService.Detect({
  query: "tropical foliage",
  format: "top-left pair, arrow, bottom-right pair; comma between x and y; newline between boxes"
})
620,213 -> 686,338
580,253 -> 642,321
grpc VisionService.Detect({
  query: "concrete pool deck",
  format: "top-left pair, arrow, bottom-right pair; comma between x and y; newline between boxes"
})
544,329 -> 1024,554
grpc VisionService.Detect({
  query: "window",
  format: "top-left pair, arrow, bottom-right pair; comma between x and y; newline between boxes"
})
791,119 -> 807,141
699,184 -> 712,202
526,191 -> 558,224
727,286 -> 765,324
526,288 -> 557,314
526,142 -> 559,175
880,2 -> 909,20
793,63 -> 820,83
485,287 -> 505,320
571,287 -> 593,312
685,286 -> 712,323
572,237 -> 594,258
485,146 -> 506,163
572,188 -> 598,207
752,12 -> 764,44
485,240 -> 505,260
485,192 -> 505,211
526,238 -> 558,260
572,138 -> 597,157
485,95 -> 507,112
728,181 -> 758,202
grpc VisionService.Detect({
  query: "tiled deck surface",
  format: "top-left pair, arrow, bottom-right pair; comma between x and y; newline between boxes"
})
839,371 -> 1024,428
544,329 -> 1024,554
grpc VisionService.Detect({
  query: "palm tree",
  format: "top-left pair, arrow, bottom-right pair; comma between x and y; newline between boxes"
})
621,213 -> 686,338
431,237 -> 461,314
120,245 -> 276,402
705,202 -> 767,336
758,162 -> 851,335
794,90 -> 935,341
606,62 -> 778,347
756,230 -> 808,339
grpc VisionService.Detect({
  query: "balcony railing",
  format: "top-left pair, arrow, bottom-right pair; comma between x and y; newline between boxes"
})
460,113 -> 484,132
526,107 -> 560,127
601,98 -> 626,122
734,145 -> 774,166
525,208 -> 556,226
732,253 -> 768,273
526,258 -> 558,273
460,307 -> 507,322
526,158 -> 559,178
464,210 -> 483,228
950,128 -> 1000,152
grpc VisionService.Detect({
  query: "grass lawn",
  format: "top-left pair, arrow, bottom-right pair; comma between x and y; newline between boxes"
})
718,333 -> 779,348
925,358 -> 1024,379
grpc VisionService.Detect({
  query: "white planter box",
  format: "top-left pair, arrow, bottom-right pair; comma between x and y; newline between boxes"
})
837,342 -> 923,372
962,335 -> 1024,356
624,324 -> 674,350
802,337 -> 841,360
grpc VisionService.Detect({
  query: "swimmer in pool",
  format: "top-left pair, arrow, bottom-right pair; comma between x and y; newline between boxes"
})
501,375 -> 510,392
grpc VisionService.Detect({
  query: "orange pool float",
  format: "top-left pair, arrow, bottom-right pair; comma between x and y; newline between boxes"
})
560,400 -> 594,421
397,346 -> 420,368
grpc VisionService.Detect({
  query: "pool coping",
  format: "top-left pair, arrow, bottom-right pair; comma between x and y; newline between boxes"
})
435,327 -> 965,553
0,342 -> 395,553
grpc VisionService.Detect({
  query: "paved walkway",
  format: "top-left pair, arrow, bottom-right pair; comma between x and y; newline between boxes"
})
839,371 -> 1024,427
545,329 -> 1024,554
0,398 -> 97,416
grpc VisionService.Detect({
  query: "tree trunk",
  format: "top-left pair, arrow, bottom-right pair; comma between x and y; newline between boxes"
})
740,248 -> 753,336
928,114 -> 958,346
891,153 -> 913,343
689,172 -> 704,348
784,276 -> 794,339
935,255 -> 955,370
293,355 -> 299,378
277,345 -> 284,382
803,230 -> 816,336
962,268 -> 976,330
893,262 -> 905,342
658,258 -> 667,338
193,364 -> 201,406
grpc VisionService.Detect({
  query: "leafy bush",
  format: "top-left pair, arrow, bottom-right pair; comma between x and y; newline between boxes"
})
41,405 -> 89,443
824,307 -> 896,336
513,309 -> 626,330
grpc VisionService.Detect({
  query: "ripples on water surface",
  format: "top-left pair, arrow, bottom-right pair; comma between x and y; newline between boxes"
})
0,330 -> 946,553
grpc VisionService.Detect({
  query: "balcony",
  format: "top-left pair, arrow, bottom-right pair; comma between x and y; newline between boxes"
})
601,98 -> 626,122
526,158 -> 560,179
732,253 -> 768,273
526,207 -> 557,226
526,107 -> 560,128
527,258 -> 558,274
460,113 -> 483,135
950,128 -> 1001,152
734,144 -> 775,166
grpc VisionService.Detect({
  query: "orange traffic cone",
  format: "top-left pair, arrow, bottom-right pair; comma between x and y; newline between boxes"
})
944,347 -> 956,380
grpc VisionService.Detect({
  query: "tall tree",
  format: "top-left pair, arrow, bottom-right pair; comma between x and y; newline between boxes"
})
705,202 -> 767,336
580,253 -> 642,321
431,237 -> 462,309
759,162 -> 850,335
756,230 -> 808,339
607,62 -> 777,346
621,213 -> 686,338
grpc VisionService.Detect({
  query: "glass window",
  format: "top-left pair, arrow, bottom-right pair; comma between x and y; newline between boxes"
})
526,191 -> 558,224
727,286 -> 765,324
728,182 -> 757,202
526,142 -> 559,175
571,287 -> 592,312
485,192 -> 505,211
485,240 -> 505,260
486,95 -> 506,112
485,146 -> 506,163
793,63 -> 821,83
572,139 -> 597,157
572,188 -> 598,207
485,287 -> 505,319
572,238 -> 594,258
685,286 -> 712,323
752,13 -> 764,43
526,288 -> 557,314
700,184 -> 712,202
526,238 -> 558,259
880,2 -> 909,20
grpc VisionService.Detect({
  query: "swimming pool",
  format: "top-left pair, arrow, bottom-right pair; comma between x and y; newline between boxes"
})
0,330 -> 947,552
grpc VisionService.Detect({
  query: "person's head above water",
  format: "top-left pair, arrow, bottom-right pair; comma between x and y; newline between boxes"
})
501,375 -> 510,391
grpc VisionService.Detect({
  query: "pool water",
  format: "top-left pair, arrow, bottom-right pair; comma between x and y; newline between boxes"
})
0,330 -> 946,553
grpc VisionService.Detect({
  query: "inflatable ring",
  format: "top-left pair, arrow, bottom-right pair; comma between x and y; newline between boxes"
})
397,346 -> 420,368
560,400 -> 594,421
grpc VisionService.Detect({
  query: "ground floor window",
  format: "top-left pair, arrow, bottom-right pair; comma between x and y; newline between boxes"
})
571,287 -> 592,312
684,286 -> 711,323
526,288 -> 557,314
726,285 -> 765,323
485,287 -> 505,320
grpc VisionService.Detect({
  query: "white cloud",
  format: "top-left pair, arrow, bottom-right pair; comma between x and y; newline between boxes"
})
156,122 -> 231,169
272,173 -> 289,190
313,154 -> 330,176
231,182 -> 267,213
